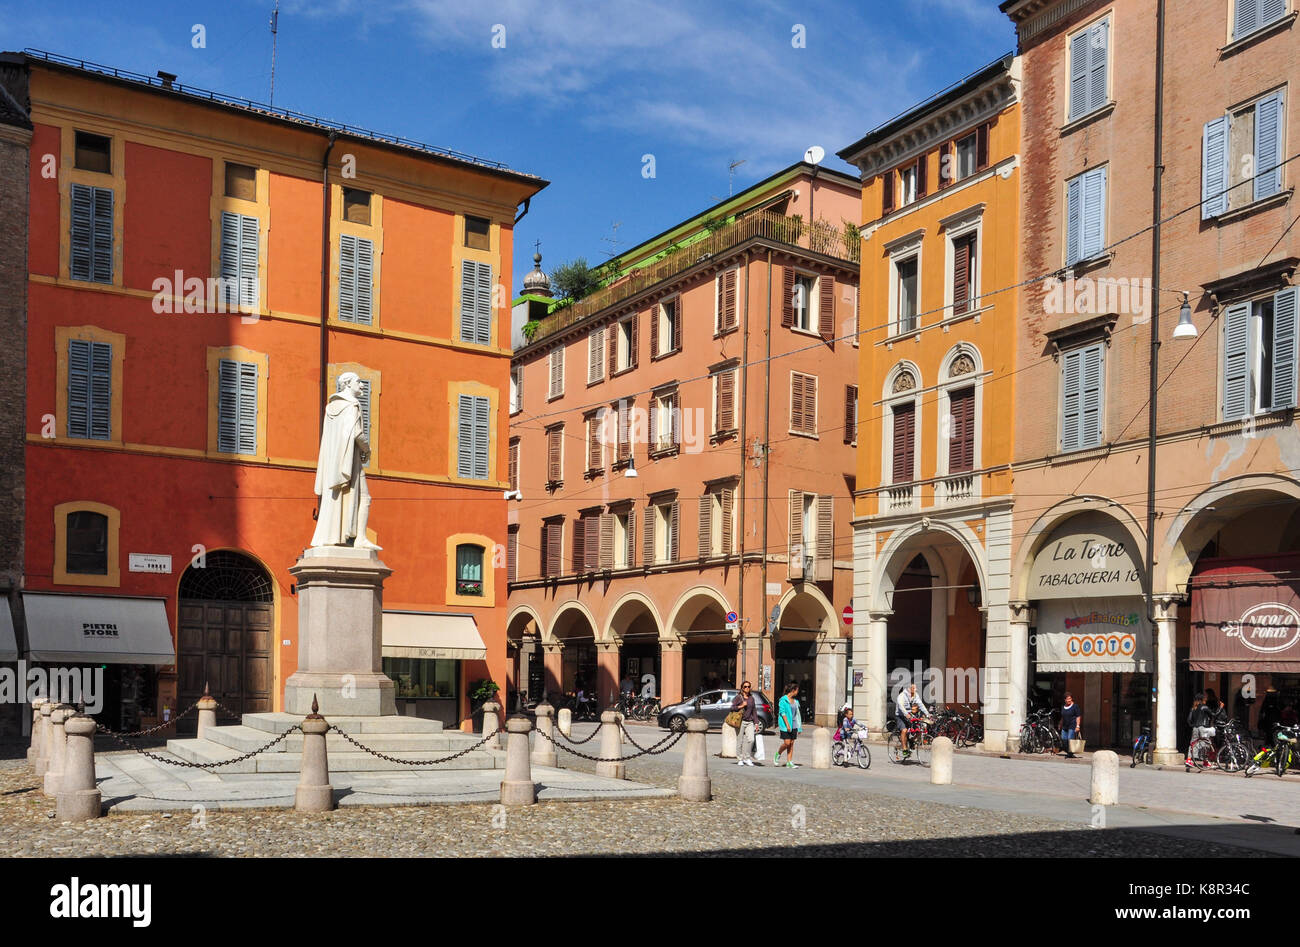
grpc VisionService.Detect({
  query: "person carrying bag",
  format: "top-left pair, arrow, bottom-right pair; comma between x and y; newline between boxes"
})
729,682 -> 758,766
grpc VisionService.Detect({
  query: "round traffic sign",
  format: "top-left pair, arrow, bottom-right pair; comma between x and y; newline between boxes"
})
842,604 -> 854,626
725,611 -> 739,624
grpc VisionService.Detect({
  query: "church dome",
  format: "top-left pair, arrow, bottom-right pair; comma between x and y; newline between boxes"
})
522,251 -> 552,297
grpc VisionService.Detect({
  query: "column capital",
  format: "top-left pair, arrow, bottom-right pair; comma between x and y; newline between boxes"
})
541,641 -> 564,654
595,640 -> 619,653
866,609 -> 893,622
658,636 -> 684,652
1008,600 -> 1031,621
1152,596 -> 1180,622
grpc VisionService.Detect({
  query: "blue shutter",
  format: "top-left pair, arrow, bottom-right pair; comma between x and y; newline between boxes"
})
70,184 -> 113,283
353,236 -> 373,325
457,394 -> 474,478
1254,91 -> 1284,201
91,186 -> 113,283
338,234 -> 358,322
1080,343 -> 1104,447
237,361 -> 257,454
1081,166 -> 1107,261
473,395 -> 491,480
89,342 -> 112,439
1222,302 -> 1252,421
357,379 -> 371,444
1061,348 -> 1082,451
1202,116 -> 1230,219
460,260 -> 477,343
1260,0 -> 1286,26
1272,287 -> 1299,411
67,339 -> 90,438
1069,29 -> 1089,121
1234,0 -> 1259,38
239,214 -> 259,308
476,263 -> 494,345
70,184 -> 92,281
217,359 -> 239,453
67,340 -> 112,439
1066,175 -> 1082,266
1087,19 -> 1109,114
220,212 -> 240,308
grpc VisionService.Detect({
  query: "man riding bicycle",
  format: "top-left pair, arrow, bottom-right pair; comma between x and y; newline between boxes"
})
895,682 -> 930,752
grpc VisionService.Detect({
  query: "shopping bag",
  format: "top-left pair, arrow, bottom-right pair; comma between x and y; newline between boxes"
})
1069,738 -> 1086,754
753,732 -> 766,761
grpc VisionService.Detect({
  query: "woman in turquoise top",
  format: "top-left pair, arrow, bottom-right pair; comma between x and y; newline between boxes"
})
774,683 -> 803,768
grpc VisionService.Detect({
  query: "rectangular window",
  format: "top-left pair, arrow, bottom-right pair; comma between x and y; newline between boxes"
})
955,133 -> 977,181
1065,166 -> 1107,266
715,268 -> 739,333
66,339 -> 112,440
612,315 -> 637,372
543,519 -> 563,578
1068,16 -> 1110,122
456,394 -> 491,480
611,510 -> 633,569
339,233 -> 375,325
948,385 -> 976,473
1060,343 -> 1105,452
713,369 -> 736,434
66,510 -> 108,575
787,491 -> 831,580
790,371 -> 818,436
653,391 -> 679,450
844,384 -> 858,445
1233,0 -> 1290,40
652,501 -> 679,564
459,259 -> 493,344
697,488 -> 734,558
546,425 -> 564,483
508,438 -> 519,491
343,187 -> 372,226
510,366 -> 522,414
548,348 -> 564,399
507,527 -> 519,584
580,511 -> 601,572
892,402 -> 915,483
952,233 -> 977,315
74,131 -> 111,173
220,211 -> 260,309
224,162 -> 257,201
586,412 -> 604,472
464,214 -> 491,250
588,327 -> 605,384
656,297 -> 680,356
69,183 -> 113,284
793,273 -> 816,331
899,164 -> 918,206
897,256 -> 919,332
456,544 -> 484,596
615,398 -> 633,464
217,358 -> 258,455
1222,287 -> 1299,419
1205,90 -> 1286,217
383,657 -> 458,700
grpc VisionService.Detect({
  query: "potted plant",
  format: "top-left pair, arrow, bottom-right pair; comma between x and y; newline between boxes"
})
469,678 -> 501,731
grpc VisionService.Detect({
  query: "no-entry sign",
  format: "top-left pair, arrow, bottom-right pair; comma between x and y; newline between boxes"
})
842,604 -> 854,626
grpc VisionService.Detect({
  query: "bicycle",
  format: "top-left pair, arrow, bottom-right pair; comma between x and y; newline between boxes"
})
832,726 -> 872,769
1246,724 -> 1298,777
1018,708 -> 1060,754
1215,719 -> 1253,773
1130,723 -> 1153,767
887,715 -> 931,764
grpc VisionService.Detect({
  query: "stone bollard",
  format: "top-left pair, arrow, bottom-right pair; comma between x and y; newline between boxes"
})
294,696 -> 335,813
811,727 -> 832,769
931,736 -> 954,785
196,684 -> 218,742
721,721 -> 738,758
28,698 -> 47,767
481,700 -> 501,749
43,705 -> 72,798
531,703 -> 557,768
1090,749 -> 1119,806
556,706 -> 572,738
500,717 -> 536,805
56,713 -> 102,822
34,701 -> 55,777
595,711 -> 626,780
678,718 -> 712,802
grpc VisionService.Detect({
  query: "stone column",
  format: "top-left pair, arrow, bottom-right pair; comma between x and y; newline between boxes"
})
500,717 -> 536,805
283,546 -> 396,716
595,641 -> 619,708
993,600 -> 1030,753
43,705 -> 71,797
595,711 -> 625,779
27,698 -> 46,767
678,717 -> 711,802
34,701 -> 54,777
56,713 -> 102,822
531,702 -> 557,768
1153,597 -> 1180,766
541,642 -> 564,703
659,637 -> 683,706
294,700 -> 334,812
196,685 -> 218,741
931,735 -> 953,785
862,611 -> 892,733
481,700 -> 501,749
815,636 -> 848,727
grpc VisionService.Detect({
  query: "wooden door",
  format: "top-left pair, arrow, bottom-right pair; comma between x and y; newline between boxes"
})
178,599 -> 272,728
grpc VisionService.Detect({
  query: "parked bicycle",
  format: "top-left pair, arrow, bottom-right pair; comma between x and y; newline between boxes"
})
1130,723 -> 1153,767
1017,708 -> 1060,754
1245,724 -> 1299,778
1186,717 -> 1251,773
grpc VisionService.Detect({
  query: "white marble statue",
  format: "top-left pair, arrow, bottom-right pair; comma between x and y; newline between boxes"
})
310,372 -> 379,549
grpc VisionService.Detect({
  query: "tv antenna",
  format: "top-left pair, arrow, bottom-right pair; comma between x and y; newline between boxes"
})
601,221 -> 624,258
728,158 -> 747,195
269,1 -> 280,106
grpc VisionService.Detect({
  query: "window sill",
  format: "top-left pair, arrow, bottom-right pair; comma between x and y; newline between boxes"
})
789,325 -> 825,341
1206,409 -> 1294,438
787,429 -> 819,441
651,347 -> 680,362
1213,189 -> 1294,226
586,377 -> 604,387
584,467 -> 604,480
710,428 -> 738,445
547,392 -> 564,402
1064,252 -> 1115,277
939,304 -> 988,332
1048,443 -> 1110,465
648,445 -> 680,460
611,365 -> 636,378
1060,101 -> 1116,136
545,479 -> 564,492
1220,12 -> 1297,58
882,325 -> 923,346
713,325 -> 739,339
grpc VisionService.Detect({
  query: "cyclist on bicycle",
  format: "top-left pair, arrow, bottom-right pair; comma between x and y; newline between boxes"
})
895,682 -> 930,752
837,706 -> 864,742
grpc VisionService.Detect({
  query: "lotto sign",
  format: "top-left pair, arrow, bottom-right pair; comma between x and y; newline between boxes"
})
1035,597 -> 1152,672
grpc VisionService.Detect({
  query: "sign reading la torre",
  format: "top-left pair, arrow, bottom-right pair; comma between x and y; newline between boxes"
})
1027,534 -> 1143,599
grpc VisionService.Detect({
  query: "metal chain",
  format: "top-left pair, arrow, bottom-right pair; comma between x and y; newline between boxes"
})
98,723 -> 301,770
553,722 -> 602,745
535,722 -> 684,762
327,724 -> 499,765
617,721 -> 687,755
95,701 -> 199,739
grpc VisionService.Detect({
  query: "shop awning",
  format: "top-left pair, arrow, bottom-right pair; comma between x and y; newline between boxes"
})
382,611 -> 486,661
1190,555 -> 1300,672
0,600 -> 17,661
21,592 -> 175,664
1034,597 -> 1152,673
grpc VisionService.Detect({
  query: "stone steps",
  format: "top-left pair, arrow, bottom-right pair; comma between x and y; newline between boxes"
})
164,736 -> 505,773
239,712 -> 445,735
198,724 -> 479,755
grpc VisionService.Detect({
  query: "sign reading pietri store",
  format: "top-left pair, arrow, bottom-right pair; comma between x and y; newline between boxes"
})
1027,533 -> 1143,599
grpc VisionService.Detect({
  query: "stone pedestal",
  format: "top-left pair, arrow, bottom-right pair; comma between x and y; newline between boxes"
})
28,699 -> 46,767
283,546 -> 396,717
196,690 -> 218,741
1090,750 -> 1119,806
295,711 -> 335,812
720,722 -> 738,758
556,707 -> 572,738
43,706 -> 70,797
481,701 -> 501,749
34,701 -> 54,777
500,717 -> 536,805
678,718 -> 711,802
56,714 -> 102,822
531,703 -> 557,768
595,711 -> 625,780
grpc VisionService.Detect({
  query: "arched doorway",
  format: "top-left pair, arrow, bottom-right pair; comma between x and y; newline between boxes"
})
673,590 -> 731,698
177,550 -> 274,725
607,594 -> 662,699
774,587 -> 835,723
506,607 -> 543,712
549,603 -> 598,703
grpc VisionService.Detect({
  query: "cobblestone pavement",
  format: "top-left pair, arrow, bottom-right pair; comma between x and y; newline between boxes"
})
0,744 -> 1266,857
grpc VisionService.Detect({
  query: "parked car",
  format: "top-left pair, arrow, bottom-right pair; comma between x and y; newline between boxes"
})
658,689 -> 775,733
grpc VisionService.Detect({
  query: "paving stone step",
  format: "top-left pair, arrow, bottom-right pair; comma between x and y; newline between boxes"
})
201,724 -> 485,755
164,736 -> 505,773
240,712 -> 445,735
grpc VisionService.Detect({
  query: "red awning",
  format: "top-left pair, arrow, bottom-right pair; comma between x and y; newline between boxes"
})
1189,554 -> 1300,672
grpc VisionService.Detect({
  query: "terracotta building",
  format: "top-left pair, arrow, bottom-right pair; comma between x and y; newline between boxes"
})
1002,0 -> 1300,759
16,50 -> 545,731
507,162 -> 861,724
839,54 -> 1023,748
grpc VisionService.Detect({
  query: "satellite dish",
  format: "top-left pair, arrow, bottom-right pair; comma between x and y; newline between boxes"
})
804,145 -> 825,166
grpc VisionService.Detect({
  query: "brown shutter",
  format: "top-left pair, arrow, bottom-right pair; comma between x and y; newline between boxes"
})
669,500 -> 680,562
882,170 -> 895,215
976,122 -> 989,171
587,415 -> 601,470
671,300 -> 682,353
698,494 -> 712,558
507,527 -> 518,584
892,403 -> 915,483
722,269 -> 737,330
588,328 -> 602,383
719,370 -> 735,431
669,394 -> 680,446
585,514 -> 600,571
844,385 -> 858,444
782,267 -> 796,327
509,440 -> 519,489
804,374 -> 818,434
938,140 -> 953,189
572,517 -> 586,573
631,311 -> 640,368
721,488 -> 733,557
650,303 -> 660,358
547,428 -> 561,482
617,399 -> 631,461
626,510 -> 637,568
788,490 -> 804,580
815,494 -> 833,581
916,156 -> 927,199
953,236 -> 970,316
608,322 -> 617,376
949,386 -> 975,473
790,373 -> 805,432
644,506 -> 655,565
545,520 -> 561,577
819,274 -> 835,341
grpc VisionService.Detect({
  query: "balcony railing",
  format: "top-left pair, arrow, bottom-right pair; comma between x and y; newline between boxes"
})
530,210 -> 860,344
937,472 -> 979,506
885,484 -> 917,513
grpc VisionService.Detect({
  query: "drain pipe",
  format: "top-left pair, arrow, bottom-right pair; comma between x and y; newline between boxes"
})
738,250 -> 751,685
759,248 -> 774,686
318,132 -> 338,434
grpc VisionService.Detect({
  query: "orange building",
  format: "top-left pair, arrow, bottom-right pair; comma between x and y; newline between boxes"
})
839,55 -> 1022,748
16,51 -> 545,731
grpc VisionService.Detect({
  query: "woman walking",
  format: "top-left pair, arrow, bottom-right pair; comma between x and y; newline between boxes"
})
774,683 -> 803,768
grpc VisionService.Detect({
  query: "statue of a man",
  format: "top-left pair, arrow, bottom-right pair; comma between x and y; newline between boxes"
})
310,372 -> 379,549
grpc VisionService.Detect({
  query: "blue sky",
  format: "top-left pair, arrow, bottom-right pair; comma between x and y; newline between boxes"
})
4,0 -> 1016,288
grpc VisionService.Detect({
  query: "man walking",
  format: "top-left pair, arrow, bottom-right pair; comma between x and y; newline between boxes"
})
730,681 -> 757,766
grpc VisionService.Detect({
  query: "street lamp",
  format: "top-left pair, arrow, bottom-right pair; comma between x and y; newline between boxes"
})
1172,291 -> 1197,340
624,455 -> 638,478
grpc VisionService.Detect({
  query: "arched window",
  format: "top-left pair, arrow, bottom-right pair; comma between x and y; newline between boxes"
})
54,501 -> 120,587
456,544 -> 485,597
